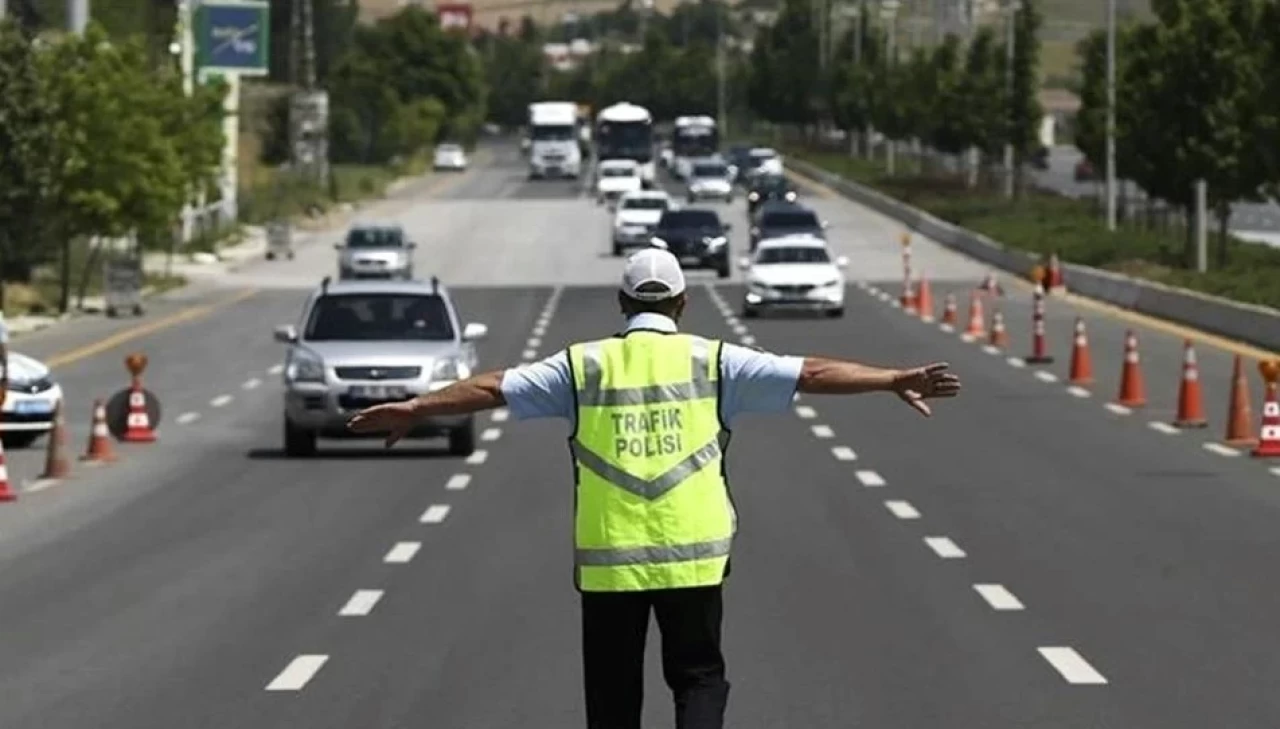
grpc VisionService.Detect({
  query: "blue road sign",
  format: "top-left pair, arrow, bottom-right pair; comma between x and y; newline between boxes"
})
195,1 -> 270,75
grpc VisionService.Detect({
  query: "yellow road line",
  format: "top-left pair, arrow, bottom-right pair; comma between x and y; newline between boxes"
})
44,288 -> 260,369
787,165 -> 1278,361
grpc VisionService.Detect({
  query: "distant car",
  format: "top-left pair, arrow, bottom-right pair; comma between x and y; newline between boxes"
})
612,189 -> 672,256
433,143 -> 468,171
739,234 -> 847,319
725,144 -> 753,181
335,223 -> 416,280
740,147 -> 782,184
273,277 -> 489,457
596,159 -> 643,205
746,174 -> 798,216
0,352 -> 64,448
749,201 -> 827,251
650,207 -> 732,278
1074,158 -> 1095,182
686,159 -> 734,203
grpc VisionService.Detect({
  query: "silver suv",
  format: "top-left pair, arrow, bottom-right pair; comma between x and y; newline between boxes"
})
335,223 -> 415,280
273,277 -> 489,457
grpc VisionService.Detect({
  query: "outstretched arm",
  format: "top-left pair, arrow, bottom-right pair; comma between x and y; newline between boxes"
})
346,371 -> 507,446
798,357 -> 960,416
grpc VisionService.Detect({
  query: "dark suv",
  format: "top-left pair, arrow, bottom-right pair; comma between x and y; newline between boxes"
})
746,174 -> 798,216
749,201 -> 826,251
650,208 -> 732,278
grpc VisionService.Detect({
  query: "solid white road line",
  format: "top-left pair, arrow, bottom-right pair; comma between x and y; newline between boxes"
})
1148,422 -> 1179,435
831,446 -> 857,461
465,449 -> 489,465
1034,371 -> 1059,383
210,394 -> 232,407
1037,647 -> 1108,685
420,504 -> 451,524
855,470 -> 886,487
243,378 -> 261,390
1202,443 -> 1240,457
445,474 -> 471,491
974,584 -> 1025,611
481,427 -> 501,441
176,411 -> 200,425
1006,357 -> 1026,368
884,500 -> 921,519
522,349 -> 538,360
1066,386 -> 1091,398
924,536 -> 966,559
795,405 -> 817,419
811,425 -> 835,438
268,364 -> 284,375
265,655 -> 329,691
491,408 -> 509,422
338,589 -> 384,617
384,542 -> 421,563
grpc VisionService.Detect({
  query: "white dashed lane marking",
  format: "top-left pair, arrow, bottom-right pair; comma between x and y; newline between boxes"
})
491,408 -> 509,422
884,500 -> 921,519
855,470 -> 886,487
924,536 -> 966,558
176,412 -> 200,425
268,364 -> 284,375
811,425 -> 835,439
1006,357 -> 1026,368
338,589 -> 384,617
981,345 -> 1000,355
445,474 -> 471,491
527,337 -> 541,348
1066,386 -> 1091,398
1202,443 -> 1240,457
420,504 -> 451,524
1270,467 -> 1280,478
1104,403 -> 1132,416
1034,371 -> 1059,383
384,542 -> 421,563
794,405 -> 817,419
831,446 -> 857,461
740,335 -> 756,346
974,584 -> 1025,611
465,449 -> 489,465
1037,647 -> 1108,685
242,378 -> 261,390
1148,422 -> 1179,435
265,655 -> 328,691
522,349 -> 538,360
210,394 -> 232,407
481,428 -> 501,441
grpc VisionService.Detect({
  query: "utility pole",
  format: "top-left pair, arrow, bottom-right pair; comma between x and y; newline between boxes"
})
715,6 -> 726,137
67,0 -> 87,33
883,0 -> 899,175
1003,0 -> 1017,199
1104,0 -> 1117,231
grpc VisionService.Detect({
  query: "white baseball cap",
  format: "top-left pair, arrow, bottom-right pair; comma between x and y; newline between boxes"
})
621,248 -> 687,301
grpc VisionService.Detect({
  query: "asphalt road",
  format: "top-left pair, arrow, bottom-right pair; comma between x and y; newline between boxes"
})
0,141 -> 1278,729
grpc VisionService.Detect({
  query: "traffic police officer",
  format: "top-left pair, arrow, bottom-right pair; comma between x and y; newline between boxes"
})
347,248 -> 960,729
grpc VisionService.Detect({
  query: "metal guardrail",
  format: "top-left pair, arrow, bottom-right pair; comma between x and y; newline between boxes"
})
788,158 -> 1280,353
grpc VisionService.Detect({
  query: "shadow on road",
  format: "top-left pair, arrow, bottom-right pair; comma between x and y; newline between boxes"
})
245,447 -> 458,460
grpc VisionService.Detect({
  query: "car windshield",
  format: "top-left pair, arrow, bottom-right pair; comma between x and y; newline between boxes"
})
623,198 -> 667,210
753,176 -> 790,193
531,124 -> 575,141
602,166 -> 636,177
346,228 -> 405,248
437,145 -> 461,153
659,210 -> 720,229
305,293 -> 454,342
693,163 -> 728,177
757,247 -> 831,264
763,211 -> 819,228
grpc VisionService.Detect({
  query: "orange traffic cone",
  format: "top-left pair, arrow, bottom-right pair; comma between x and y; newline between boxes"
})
977,272 -> 1003,297
123,382 -> 157,443
1114,330 -> 1146,408
1223,356 -> 1257,447
81,399 -> 117,463
40,400 -> 71,479
941,294 -> 958,327
0,433 -> 14,502
1172,340 -> 1207,428
1068,318 -> 1094,385
1254,368 -> 1280,458
1046,252 -> 1066,293
963,292 -> 985,339
916,277 -> 934,322
901,278 -> 917,313
1025,284 -> 1054,364
988,309 -> 1008,349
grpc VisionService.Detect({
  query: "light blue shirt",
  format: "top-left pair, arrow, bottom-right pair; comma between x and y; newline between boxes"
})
500,313 -> 803,425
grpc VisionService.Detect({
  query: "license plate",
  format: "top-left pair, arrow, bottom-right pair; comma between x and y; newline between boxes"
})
348,385 -> 407,400
680,256 -> 702,265
13,400 -> 52,415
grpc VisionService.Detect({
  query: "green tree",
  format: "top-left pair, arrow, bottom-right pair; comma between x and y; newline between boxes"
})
958,27 -> 1006,163
481,33 -> 546,127
1008,0 -> 1044,195
747,0 -> 820,127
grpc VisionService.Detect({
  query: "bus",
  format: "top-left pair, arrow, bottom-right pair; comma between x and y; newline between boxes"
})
527,101 -> 583,179
594,102 -> 655,188
671,115 -> 719,180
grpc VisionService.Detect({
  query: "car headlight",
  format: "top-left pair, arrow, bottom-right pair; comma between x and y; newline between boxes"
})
650,237 -> 668,249
747,279 -> 768,292
703,236 -> 727,248
285,349 -> 325,383
820,278 -> 842,288
785,191 -> 797,201
748,192 -> 759,201
433,357 -> 468,381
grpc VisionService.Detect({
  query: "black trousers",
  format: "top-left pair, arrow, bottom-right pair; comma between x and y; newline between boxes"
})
580,585 -> 730,729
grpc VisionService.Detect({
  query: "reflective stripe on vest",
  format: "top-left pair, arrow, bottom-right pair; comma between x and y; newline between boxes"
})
569,333 -> 734,592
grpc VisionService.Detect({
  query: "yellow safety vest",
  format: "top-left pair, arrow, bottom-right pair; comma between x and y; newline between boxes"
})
567,331 -> 736,592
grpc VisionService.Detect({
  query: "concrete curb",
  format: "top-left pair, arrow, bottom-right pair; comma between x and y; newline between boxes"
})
788,158 -> 1280,353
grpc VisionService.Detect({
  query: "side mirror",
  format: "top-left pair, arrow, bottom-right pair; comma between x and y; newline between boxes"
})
836,256 -> 849,269
462,322 -> 488,341
723,222 -> 732,231
273,325 -> 298,343
407,241 -> 417,249
737,256 -> 751,270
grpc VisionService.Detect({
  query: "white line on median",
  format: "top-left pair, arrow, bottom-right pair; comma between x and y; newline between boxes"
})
1037,647 -> 1108,685
420,504 -> 451,524
811,425 -> 835,438
794,405 -> 817,419
924,536 -> 966,558
445,474 -> 471,491
1104,403 -> 1132,416
1034,371 -> 1059,383
481,428 -> 501,441
243,378 -> 261,390
384,542 -> 421,563
491,409 -> 509,422
855,470 -> 886,487
1202,443 -> 1240,457
338,589 -> 384,617
465,449 -> 488,465
176,411 -> 200,425
884,500 -> 920,519
266,655 -> 329,691
831,446 -> 857,461
268,364 -> 284,375
210,394 -> 232,407
974,584 -> 1025,611
1148,422 -> 1179,435
1066,386 -> 1091,398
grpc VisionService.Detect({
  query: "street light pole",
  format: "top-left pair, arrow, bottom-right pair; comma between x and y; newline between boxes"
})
1003,0 -> 1017,199
716,7 -> 726,137
1104,0 -> 1117,231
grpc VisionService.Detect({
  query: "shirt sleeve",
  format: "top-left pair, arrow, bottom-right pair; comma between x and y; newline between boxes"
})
499,350 -> 574,421
718,342 -> 804,425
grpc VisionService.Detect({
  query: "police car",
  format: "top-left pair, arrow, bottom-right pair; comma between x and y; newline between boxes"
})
1,352 -> 65,448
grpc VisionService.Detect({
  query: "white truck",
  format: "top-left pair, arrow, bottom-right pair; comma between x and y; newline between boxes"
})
671,115 -> 718,181
528,101 -> 583,179
594,102 -> 656,188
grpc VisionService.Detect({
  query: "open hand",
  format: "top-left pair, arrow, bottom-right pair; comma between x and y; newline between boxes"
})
346,400 -> 420,447
891,362 -> 960,417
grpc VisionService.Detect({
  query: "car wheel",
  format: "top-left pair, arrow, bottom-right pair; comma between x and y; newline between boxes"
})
448,420 -> 476,457
266,251 -> 276,261
742,306 -> 759,319
283,418 -> 317,457
687,195 -> 696,204
1,432 -> 42,449
612,241 -> 624,257
716,261 -> 731,279
826,307 -> 845,318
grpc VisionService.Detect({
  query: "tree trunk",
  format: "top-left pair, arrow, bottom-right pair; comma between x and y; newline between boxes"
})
58,235 -> 73,315
76,240 -> 103,312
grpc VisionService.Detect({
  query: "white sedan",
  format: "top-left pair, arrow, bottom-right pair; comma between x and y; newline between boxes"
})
739,234 -> 848,318
612,190 -> 672,256
433,143 -> 468,171
595,159 -> 643,206
1,351 -> 65,448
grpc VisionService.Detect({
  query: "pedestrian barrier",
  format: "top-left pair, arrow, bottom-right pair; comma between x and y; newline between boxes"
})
1254,360 -> 1280,458
1068,318 -> 1094,386
81,399 -> 117,463
40,400 -> 71,479
1224,356 -> 1257,447
1173,341 -> 1207,429
1115,331 -> 1147,408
